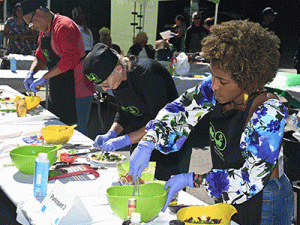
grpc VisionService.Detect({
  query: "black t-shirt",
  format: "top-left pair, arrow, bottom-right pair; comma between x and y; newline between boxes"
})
114,56 -> 178,131
185,24 -> 208,53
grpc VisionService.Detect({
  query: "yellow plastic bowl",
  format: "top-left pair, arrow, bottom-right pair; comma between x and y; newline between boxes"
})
177,203 -> 237,225
15,96 -> 41,110
41,125 -> 75,144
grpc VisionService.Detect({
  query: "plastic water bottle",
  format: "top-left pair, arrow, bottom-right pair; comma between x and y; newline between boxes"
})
10,57 -> 17,73
33,153 -> 49,199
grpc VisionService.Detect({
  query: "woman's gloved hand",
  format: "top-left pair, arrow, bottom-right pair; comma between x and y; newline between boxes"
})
23,72 -> 34,91
129,141 -> 155,183
102,134 -> 131,152
28,77 -> 47,92
93,130 -> 117,149
162,173 -> 194,212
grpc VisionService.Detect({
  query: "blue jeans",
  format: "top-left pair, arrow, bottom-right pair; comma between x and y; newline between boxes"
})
261,173 -> 294,225
75,95 -> 93,136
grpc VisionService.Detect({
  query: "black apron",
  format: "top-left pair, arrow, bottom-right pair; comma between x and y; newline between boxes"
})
41,18 -> 77,124
209,96 -> 263,225
113,79 -> 186,181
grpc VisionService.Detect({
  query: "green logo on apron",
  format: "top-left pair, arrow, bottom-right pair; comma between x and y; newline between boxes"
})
42,49 -> 52,63
86,73 -> 102,84
121,106 -> 141,116
209,122 -> 227,161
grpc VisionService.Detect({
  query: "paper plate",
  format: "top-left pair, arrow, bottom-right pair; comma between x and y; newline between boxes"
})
88,152 -> 126,166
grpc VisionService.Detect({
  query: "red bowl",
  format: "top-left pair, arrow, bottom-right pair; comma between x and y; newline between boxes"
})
60,153 -> 77,163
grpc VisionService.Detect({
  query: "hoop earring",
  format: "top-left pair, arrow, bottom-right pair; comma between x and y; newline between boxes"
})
244,93 -> 249,102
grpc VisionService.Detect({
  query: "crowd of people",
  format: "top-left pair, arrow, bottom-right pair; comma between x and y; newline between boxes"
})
5,0 -> 295,224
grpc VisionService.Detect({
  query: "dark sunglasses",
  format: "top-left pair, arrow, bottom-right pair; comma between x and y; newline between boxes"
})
28,11 -> 36,28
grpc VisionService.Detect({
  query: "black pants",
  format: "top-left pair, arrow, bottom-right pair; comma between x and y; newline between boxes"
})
0,188 -> 21,225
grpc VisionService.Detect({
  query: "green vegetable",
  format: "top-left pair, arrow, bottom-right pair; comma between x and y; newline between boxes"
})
91,152 -> 123,162
0,109 -> 16,113
184,217 -> 222,224
3,164 -> 15,167
68,149 -> 78,154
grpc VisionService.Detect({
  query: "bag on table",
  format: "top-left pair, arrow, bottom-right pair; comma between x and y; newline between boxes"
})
174,52 -> 190,76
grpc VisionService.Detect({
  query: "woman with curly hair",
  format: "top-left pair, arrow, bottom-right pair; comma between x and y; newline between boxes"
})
129,20 -> 294,224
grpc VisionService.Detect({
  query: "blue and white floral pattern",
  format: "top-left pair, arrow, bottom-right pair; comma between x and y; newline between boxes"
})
143,76 -> 288,204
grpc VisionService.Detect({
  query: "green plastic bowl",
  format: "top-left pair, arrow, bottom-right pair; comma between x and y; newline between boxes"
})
106,182 -> 167,222
9,145 -> 62,175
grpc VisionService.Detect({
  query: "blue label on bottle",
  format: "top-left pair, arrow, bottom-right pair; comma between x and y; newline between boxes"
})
10,58 -> 17,73
34,160 -> 49,198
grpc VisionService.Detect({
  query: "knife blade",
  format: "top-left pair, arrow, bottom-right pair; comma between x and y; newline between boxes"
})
67,148 -> 102,157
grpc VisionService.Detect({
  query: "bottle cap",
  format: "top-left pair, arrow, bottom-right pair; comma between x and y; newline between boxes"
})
38,153 -> 48,160
131,212 -> 141,223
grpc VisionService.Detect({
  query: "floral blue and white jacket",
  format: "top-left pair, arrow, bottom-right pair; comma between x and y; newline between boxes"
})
143,76 -> 288,204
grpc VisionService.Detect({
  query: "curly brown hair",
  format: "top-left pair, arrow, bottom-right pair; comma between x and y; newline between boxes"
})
201,20 -> 280,94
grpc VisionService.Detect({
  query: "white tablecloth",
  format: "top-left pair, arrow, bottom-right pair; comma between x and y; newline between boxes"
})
0,70 -> 47,94
0,85 -> 56,123
0,115 -> 204,225
172,76 -> 204,96
0,85 -> 239,225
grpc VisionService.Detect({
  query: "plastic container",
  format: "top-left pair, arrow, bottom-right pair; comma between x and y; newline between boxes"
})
33,153 -> 49,198
106,182 -> 167,222
16,97 -> 27,117
177,203 -> 237,225
10,57 -> 17,72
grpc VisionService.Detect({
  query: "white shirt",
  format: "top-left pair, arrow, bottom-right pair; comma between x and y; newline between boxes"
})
138,47 -> 148,58
78,25 -> 94,51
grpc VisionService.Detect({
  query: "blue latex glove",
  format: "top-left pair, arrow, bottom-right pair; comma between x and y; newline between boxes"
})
162,173 -> 194,212
23,72 -> 34,91
28,77 -> 47,93
129,141 -> 155,183
102,134 -> 131,152
93,130 -> 117,149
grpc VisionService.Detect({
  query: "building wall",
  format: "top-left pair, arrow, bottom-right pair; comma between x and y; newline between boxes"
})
111,0 -> 158,55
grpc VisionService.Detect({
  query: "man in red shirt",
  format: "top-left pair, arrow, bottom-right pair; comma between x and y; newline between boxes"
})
21,0 -> 95,136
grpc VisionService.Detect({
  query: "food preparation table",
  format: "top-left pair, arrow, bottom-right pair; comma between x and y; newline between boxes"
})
0,85 -> 239,224
0,85 -> 55,124
0,70 -> 48,94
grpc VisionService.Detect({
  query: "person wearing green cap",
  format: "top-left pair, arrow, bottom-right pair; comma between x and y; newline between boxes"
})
21,0 -> 95,136
83,43 -> 194,181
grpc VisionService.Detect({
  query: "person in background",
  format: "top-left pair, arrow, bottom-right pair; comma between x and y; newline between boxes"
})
72,7 -> 93,55
83,43 -> 193,181
185,12 -> 207,53
172,15 -> 187,52
127,32 -> 155,59
203,17 -> 215,34
71,6 -> 87,28
293,39 -> 300,74
260,7 -> 282,65
260,7 -> 277,33
21,0 -> 95,136
99,27 -> 121,54
129,20 -> 294,224
1,3 -> 37,69
154,39 -> 173,61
